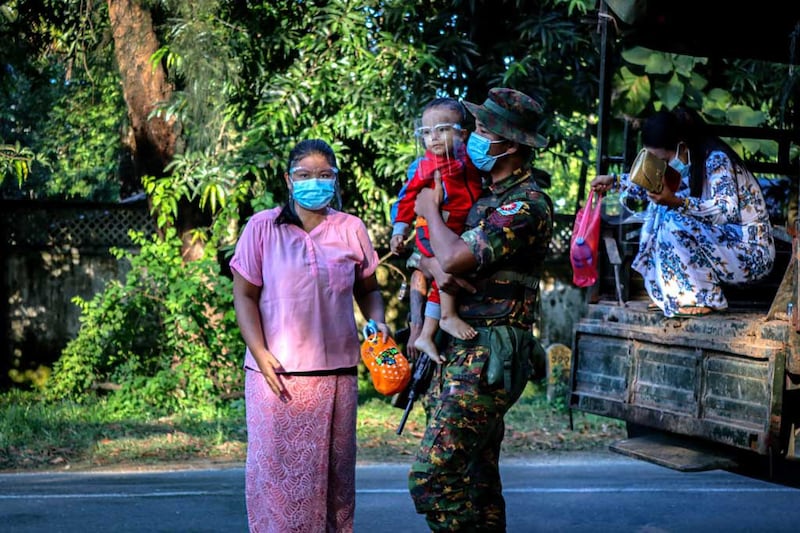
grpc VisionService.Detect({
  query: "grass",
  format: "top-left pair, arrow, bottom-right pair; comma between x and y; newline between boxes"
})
0,382 -> 625,472
357,381 -> 626,463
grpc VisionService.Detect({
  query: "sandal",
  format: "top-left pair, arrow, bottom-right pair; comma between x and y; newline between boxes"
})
673,306 -> 714,318
647,302 -> 660,311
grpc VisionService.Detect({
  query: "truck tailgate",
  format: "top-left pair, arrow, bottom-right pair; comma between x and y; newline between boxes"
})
570,301 -> 790,455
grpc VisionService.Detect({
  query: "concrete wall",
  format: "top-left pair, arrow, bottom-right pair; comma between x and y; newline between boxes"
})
539,273 -> 588,348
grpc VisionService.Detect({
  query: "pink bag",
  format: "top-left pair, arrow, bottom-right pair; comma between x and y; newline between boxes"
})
570,189 -> 603,287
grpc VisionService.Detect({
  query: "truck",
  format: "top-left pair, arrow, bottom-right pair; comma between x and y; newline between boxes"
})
569,0 -> 800,480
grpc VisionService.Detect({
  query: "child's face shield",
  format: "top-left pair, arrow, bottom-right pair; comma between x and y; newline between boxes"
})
412,119 -> 464,158
413,123 -> 462,140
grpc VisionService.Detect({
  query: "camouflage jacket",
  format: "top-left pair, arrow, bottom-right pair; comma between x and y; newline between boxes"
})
457,165 -> 554,328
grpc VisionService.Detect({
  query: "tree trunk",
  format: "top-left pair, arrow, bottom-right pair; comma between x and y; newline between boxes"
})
108,0 -> 176,181
107,0 -> 206,261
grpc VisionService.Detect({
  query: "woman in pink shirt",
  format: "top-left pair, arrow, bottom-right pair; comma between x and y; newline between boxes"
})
230,139 -> 390,533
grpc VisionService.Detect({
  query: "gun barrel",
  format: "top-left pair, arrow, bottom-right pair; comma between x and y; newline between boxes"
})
396,392 -> 416,435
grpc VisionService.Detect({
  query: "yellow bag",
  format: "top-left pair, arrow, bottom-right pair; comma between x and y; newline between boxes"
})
629,148 -> 681,194
360,320 -> 411,396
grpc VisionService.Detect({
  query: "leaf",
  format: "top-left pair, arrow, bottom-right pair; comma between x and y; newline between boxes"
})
726,105 -> 766,127
618,67 -> 651,116
654,73 -> 684,110
621,46 -> 652,66
706,88 -> 734,109
643,52 -> 674,75
672,54 -> 704,77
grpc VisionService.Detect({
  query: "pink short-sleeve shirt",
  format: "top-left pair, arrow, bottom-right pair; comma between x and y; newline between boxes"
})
230,207 -> 379,373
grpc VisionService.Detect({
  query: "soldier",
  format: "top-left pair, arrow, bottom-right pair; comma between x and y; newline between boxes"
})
408,87 -> 553,532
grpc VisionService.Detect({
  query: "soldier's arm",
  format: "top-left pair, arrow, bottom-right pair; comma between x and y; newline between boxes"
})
414,188 -> 477,275
461,193 -> 552,272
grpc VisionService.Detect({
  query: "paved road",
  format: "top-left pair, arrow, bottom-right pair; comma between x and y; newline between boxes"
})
1,452 -> 798,532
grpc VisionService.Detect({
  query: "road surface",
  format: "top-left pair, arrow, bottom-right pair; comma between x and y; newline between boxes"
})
1,451 -> 798,532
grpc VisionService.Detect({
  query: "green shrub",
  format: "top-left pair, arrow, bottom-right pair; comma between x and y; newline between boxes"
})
46,229 -> 244,416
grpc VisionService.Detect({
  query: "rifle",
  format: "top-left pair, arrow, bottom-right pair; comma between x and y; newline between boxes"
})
395,352 -> 434,435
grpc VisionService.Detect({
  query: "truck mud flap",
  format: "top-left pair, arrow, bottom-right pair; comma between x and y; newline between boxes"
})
610,432 -> 739,472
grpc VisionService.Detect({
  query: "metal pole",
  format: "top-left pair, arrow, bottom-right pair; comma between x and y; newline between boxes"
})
596,0 -> 613,178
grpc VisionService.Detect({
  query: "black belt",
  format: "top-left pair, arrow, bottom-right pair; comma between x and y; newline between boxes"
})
285,366 -> 358,377
246,365 -> 358,377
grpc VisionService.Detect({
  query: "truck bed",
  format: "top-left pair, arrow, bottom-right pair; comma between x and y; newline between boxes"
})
570,300 -> 791,455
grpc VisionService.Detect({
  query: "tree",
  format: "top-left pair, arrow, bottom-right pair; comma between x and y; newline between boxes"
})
4,1 -> 795,219
108,0 -> 177,190
9,0 -> 796,402
2,0 -> 603,214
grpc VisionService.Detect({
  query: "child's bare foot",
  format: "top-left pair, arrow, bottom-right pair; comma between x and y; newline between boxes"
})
440,316 -> 477,340
413,336 -> 441,363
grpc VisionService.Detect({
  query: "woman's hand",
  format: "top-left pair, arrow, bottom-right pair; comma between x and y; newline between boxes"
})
233,272 -> 288,400
372,321 -> 392,343
256,351 -> 287,400
590,175 -> 615,192
647,188 -> 683,208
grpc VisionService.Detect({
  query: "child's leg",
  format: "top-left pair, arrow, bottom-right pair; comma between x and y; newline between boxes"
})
413,291 -> 442,361
438,291 -> 477,340
413,315 -> 443,362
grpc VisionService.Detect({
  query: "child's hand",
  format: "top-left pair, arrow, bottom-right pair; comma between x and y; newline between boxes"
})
390,234 -> 406,255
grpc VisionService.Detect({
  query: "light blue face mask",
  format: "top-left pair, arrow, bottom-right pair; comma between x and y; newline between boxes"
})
668,143 -> 690,179
467,133 -> 506,171
291,178 -> 336,210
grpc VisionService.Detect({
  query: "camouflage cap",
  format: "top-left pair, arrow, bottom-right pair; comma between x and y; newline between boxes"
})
463,88 -> 547,148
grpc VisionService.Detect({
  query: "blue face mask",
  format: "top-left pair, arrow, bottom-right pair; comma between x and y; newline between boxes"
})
668,144 -> 690,179
292,178 -> 336,210
467,133 -> 505,171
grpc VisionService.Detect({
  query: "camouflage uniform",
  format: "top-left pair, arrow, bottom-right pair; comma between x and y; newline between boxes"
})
408,165 -> 553,532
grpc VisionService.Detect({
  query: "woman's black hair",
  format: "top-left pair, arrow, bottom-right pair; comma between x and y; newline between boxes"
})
642,108 -> 747,197
276,139 -> 341,226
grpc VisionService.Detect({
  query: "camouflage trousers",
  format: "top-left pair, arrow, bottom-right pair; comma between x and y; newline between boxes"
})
408,329 -> 528,532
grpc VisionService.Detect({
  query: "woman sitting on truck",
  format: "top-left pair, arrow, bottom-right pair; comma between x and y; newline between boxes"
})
590,108 -> 775,318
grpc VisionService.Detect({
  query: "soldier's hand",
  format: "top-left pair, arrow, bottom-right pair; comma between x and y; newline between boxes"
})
435,269 -> 476,295
406,321 -> 423,360
415,188 -> 441,220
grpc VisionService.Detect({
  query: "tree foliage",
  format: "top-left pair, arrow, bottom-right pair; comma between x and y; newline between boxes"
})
610,43 -> 799,163
46,229 -> 243,413
1,0 -> 603,218
0,0 -> 123,198
4,0 -> 798,406
3,1 -> 795,212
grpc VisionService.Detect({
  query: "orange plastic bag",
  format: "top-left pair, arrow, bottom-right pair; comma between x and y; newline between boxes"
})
360,320 -> 411,396
570,189 -> 603,288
